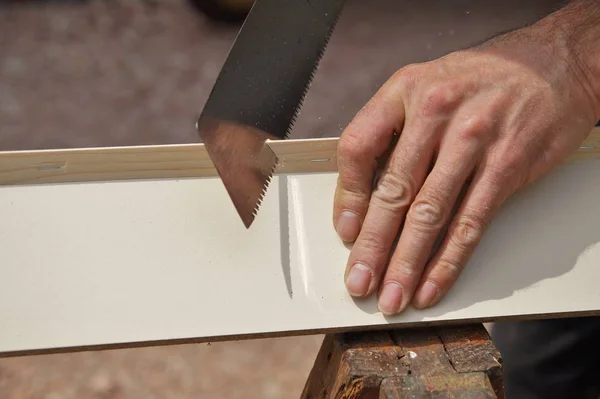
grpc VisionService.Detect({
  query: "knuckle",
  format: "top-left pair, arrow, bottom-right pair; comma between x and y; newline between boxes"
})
449,214 -> 486,250
390,259 -> 418,278
486,152 -> 520,183
457,115 -> 491,143
492,162 -> 520,187
393,63 -> 420,83
407,197 -> 446,230
498,150 -> 522,172
420,83 -> 460,117
398,263 -> 418,277
372,171 -> 414,210
338,128 -> 368,161
435,259 -> 462,279
523,136 -> 551,166
388,64 -> 420,95
356,229 -> 389,257
490,152 -> 530,192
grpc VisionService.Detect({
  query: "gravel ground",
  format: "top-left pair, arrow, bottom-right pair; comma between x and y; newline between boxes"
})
0,0 -> 564,397
0,336 -> 323,399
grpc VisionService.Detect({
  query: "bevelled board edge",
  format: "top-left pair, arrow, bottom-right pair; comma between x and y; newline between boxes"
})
0,309 -> 598,358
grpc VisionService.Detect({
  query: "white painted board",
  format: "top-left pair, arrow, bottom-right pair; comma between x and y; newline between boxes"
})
1,158 -> 600,354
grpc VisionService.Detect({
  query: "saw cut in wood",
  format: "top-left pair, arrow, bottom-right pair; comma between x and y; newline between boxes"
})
196,0 -> 347,228
0,128 -> 599,357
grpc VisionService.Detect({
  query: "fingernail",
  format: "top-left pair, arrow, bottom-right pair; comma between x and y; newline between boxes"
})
413,281 -> 439,309
337,210 -> 360,242
378,282 -> 403,315
345,263 -> 372,296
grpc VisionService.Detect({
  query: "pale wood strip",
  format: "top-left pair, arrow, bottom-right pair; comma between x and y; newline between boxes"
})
0,138 -> 338,186
0,127 -> 598,186
570,126 -> 600,162
0,143 -> 216,186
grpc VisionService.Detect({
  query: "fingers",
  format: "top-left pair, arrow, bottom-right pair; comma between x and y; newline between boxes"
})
343,117 -> 442,298
411,166 -> 510,309
333,79 -> 408,243
376,126 -> 483,315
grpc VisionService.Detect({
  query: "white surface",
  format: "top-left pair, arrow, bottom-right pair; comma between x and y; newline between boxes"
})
1,159 -> 600,353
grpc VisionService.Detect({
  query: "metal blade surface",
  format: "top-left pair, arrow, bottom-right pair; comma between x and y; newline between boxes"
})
197,0 -> 346,227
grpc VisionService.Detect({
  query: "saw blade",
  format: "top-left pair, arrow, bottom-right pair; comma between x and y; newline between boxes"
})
197,0 -> 347,228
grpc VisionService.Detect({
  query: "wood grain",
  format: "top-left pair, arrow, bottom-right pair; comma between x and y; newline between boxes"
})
0,127 -> 598,186
301,331 -> 400,398
301,324 -> 502,398
0,137 -> 338,186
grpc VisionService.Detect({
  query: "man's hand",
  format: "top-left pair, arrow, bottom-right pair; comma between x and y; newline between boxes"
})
333,0 -> 600,315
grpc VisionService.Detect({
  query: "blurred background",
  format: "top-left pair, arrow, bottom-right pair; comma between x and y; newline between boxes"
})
0,0 -> 566,397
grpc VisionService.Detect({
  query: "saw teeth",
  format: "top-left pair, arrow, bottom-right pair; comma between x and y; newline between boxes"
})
282,9 -> 342,140
255,8 -> 342,220
250,159 -> 278,220
198,0 -> 347,228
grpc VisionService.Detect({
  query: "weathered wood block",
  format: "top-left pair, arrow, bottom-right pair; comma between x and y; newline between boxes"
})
302,324 -> 503,399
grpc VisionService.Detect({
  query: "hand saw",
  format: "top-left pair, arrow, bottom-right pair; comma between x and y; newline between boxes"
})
197,0 -> 347,228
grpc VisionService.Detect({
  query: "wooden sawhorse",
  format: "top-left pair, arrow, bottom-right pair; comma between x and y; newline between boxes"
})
302,323 -> 503,398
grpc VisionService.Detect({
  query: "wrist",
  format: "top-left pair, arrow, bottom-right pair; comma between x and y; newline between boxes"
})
540,0 -> 600,122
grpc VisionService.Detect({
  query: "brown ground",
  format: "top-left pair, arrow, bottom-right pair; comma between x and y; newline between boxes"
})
0,0 -> 563,397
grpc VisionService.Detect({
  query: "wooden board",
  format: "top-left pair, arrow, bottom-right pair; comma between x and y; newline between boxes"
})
0,137 -> 339,186
2,127 -> 599,186
1,128 -> 600,356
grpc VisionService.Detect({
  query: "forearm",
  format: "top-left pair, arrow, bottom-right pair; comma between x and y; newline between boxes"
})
541,0 -> 600,120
